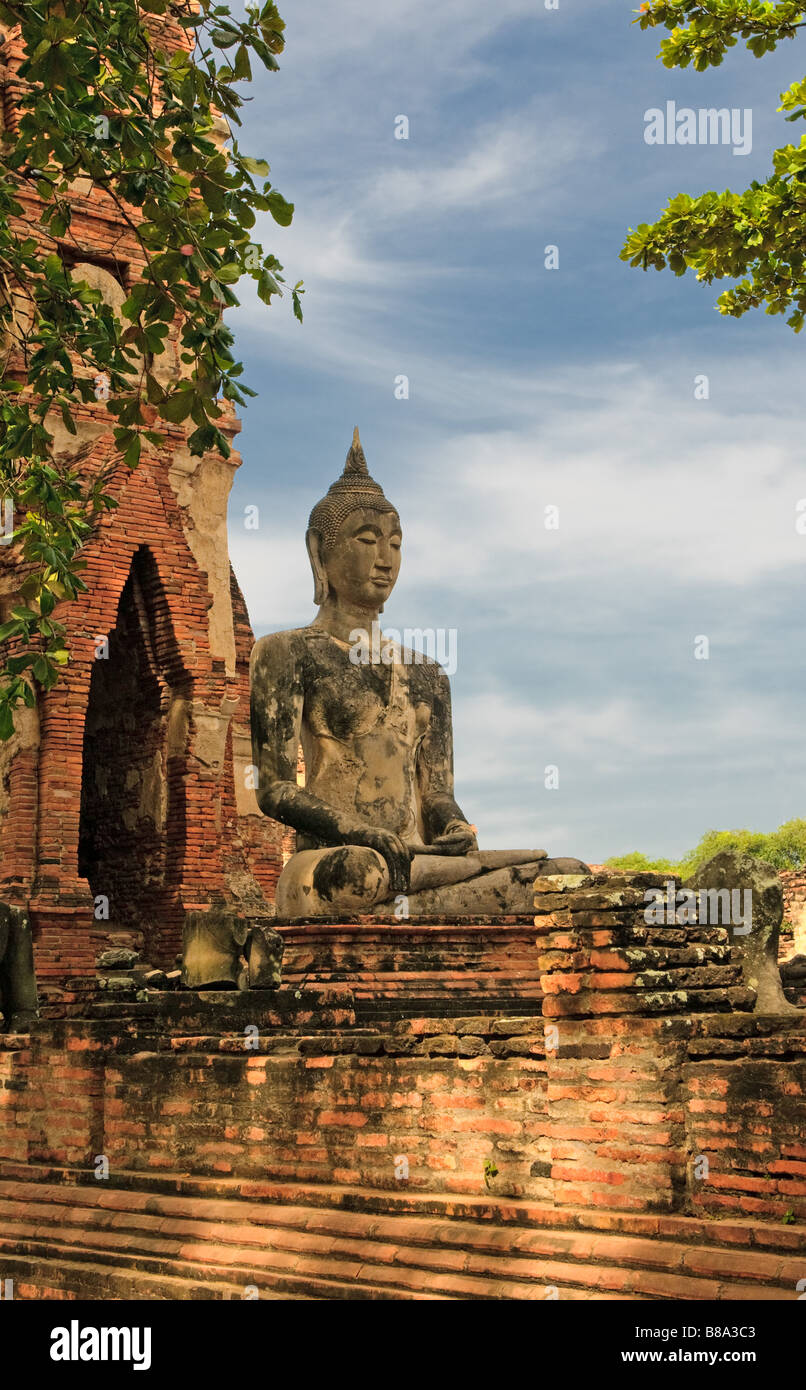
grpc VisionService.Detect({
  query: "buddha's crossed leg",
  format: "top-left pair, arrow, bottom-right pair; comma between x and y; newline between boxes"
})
275,845 -> 588,917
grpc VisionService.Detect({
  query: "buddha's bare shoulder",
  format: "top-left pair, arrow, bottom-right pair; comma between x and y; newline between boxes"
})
394,639 -> 450,678
395,644 -> 446,673
393,646 -> 452,697
250,626 -> 334,669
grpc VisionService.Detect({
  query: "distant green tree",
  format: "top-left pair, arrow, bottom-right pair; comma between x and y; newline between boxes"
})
603,850 -> 679,874
680,826 -> 772,874
607,818 -> 806,877
765,817 -> 806,867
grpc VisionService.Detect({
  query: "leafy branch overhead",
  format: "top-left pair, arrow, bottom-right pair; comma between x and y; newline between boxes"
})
621,2 -> 806,332
0,0 -> 302,735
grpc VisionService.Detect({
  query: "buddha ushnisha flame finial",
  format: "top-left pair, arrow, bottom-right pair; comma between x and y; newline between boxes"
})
307,428 -> 397,554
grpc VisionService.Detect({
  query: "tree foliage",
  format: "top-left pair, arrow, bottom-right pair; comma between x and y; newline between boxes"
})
0,0 -> 302,737
606,817 -> 806,876
601,849 -> 679,874
621,2 -> 806,331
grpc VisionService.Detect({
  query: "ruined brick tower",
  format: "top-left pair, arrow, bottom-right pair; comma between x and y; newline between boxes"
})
0,14 -> 284,981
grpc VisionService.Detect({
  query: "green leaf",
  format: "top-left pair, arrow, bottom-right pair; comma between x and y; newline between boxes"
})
242,155 -> 270,177
215,262 -> 242,284
233,44 -> 252,80
159,391 -> 194,424
124,435 -> 141,468
267,189 -> 294,226
257,268 -> 282,304
210,25 -> 240,47
5,655 -> 34,677
50,208 -> 70,238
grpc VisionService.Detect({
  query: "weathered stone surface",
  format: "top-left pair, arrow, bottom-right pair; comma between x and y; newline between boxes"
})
477,849 -> 548,870
0,902 -> 38,1031
250,430 -> 588,918
96,948 -> 140,970
99,975 -> 136,994
686,850 -> 800,1015
408,853 -> 484,893
406,862 -> 554,915
782,954 -> 806,981
246,922 -> 284,989
181,909 -> 246,990
182,910 -> 284,992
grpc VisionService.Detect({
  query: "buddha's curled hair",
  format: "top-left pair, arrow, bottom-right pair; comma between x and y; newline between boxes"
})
307,427 -> 398,554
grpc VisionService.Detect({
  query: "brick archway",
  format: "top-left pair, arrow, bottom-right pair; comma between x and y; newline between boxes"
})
4,436 -> 284,982
78,545 -> 189,960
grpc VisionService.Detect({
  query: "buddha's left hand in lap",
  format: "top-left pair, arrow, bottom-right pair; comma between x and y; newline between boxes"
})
427,820 -> 478,856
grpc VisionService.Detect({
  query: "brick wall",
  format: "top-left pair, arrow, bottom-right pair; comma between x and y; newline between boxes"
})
534,874 -> 806,1219
0,21 -> 285,976
591,864 -> 806,964
683,1026 -> 806,1220
0,998 -> 549,1200
780,871 -> 806,953
1,878 -> 804,1222
103,1038 -> 547,1198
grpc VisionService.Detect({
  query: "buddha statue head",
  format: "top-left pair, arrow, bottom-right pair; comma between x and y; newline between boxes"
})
306,428 -> 402,610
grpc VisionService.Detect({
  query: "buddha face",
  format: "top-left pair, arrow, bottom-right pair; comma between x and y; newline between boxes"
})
324,506 -> 402,608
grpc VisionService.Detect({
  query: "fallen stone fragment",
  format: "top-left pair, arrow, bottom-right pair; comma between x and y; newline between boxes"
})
96,948 -> 140,970
100,975 -> 137,994
686,850 -> 800,1015
246,922 -> 284,989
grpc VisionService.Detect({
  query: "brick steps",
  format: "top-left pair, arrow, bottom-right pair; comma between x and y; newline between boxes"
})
0,1187 -> 633,1300
355,998 -> 544,1022
4,1161 -> 805,1254
0,1242 -> 430,1302
9,1164 -> 800,1257
0,1251 -> 303,1302
0,1171 -> 801,1300
278,920 -> 546,1014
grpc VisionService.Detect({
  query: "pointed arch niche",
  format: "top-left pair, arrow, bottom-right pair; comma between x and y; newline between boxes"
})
78,546 -> 190,950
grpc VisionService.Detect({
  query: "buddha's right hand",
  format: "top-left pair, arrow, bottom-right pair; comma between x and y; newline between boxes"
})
352,827 -> 413,895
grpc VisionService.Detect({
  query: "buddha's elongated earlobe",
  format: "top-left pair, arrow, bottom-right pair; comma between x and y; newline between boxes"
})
306,528 -> 329,606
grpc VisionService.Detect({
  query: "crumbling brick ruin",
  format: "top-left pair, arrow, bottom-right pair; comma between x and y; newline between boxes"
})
0,873 -> 804,1300
0,14 -> 284,985
0,13 -> 804,1306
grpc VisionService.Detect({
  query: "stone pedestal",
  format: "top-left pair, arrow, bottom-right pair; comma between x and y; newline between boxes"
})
275,912 -> 544,1020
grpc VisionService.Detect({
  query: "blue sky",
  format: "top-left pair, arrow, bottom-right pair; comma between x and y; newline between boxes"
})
225,0 -> 806,862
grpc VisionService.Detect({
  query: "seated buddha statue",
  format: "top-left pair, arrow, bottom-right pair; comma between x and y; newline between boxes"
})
250,429 -> 588,916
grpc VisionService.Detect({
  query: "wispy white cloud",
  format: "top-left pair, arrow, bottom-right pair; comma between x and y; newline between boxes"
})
233,353 -> 806,631
225,0 -> 806,857
367,109 -> 590,221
